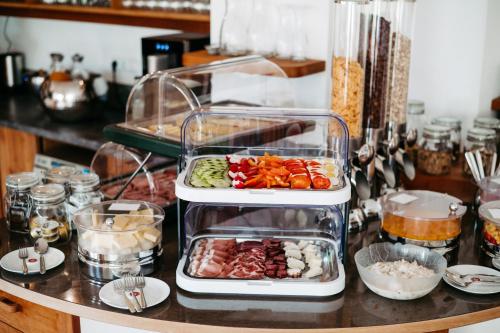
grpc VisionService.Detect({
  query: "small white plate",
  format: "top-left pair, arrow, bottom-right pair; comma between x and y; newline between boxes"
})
492,258 -> 500,270
99,277 -> 170,310
0,247 -> 65,275
444,264 -> 500,294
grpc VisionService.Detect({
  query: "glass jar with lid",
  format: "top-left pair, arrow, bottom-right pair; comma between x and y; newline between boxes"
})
474,116 -> 500,153
431,116 -> 462,163
478,200 -> 500,257
67,173 -> 104,222
29,184 -> 71,245
417,125 -> 453,175
380,190 -> 466,253
463,128 -> 497,176
4,172 -> 40,234
406,100 -> 425,163
45,166 -> 81,196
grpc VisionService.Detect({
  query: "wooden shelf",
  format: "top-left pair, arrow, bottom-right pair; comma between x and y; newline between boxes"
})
492,96 -> 500,112
0,2 -> 210,32
183,49 -> 326,78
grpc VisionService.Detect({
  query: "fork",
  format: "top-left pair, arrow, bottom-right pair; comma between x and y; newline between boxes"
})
18,247 -> 28,275
124,275 -> 142,313
136,273 -> 147,309
112,280 -> 136,314
445,270 -> 500,283
445,271 -> 500,287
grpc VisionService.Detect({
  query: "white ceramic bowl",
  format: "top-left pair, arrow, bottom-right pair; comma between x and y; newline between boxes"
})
354,242 -> 447,300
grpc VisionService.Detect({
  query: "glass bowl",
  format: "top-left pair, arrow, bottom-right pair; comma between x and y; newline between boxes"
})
354,242 -> 447,300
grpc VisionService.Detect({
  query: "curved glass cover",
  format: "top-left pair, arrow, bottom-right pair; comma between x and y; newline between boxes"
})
183,203 -> 344,255
180,106 -> 349,174
122,56 -> 294,143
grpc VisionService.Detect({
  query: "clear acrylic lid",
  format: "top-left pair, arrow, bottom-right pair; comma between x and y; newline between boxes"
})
124,56 -> 294,142
180,106 -> 349,171
31,183 -> 66,203
6,172 -> 40,190
45,166 -> 81,184
90,142 -> 176,206
479,200 -> 500,225
70,172 -> 100,192
73,200 -> 164,232
381,190 -> 466,221
474,117 -> 500,130
182,203 -> 343,253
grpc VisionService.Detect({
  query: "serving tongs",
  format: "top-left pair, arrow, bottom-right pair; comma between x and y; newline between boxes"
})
445,269 -> 500,287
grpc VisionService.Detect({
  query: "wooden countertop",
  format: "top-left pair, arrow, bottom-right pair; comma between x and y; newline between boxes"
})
0,212 -> 499,333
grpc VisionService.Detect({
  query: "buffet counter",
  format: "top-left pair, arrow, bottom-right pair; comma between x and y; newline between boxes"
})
0,211 -> 499,333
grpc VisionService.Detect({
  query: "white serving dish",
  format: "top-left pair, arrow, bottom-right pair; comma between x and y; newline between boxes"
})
176,156 -> 351,206
355,242 -> 447,300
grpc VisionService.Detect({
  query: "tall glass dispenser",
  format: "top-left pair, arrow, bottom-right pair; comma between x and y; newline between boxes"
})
330,0 -> 370,144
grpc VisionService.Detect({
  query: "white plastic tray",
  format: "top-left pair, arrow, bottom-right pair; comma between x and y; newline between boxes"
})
176,156 -> 351,206
176,257 -> 345,297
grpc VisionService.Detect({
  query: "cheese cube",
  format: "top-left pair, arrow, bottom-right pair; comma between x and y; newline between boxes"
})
129,208 -> 155,225
112,233 -> 138,250
90,233 -> 113,250
91,209 -> 101,227
142,227 -> 161,244
112,215 -> 130,231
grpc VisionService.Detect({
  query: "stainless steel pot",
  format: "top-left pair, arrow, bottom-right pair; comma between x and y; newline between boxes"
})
40,75 -> 108,122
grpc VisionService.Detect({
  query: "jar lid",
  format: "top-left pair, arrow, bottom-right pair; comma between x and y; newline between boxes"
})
70,173 -> 100,192
46,166 -> 80,184
474,117 -> 500,130
407,100 -> 425,115
6,172 -> 40,190
467,127 -> 496,142
431,116 -> 461,130
478,200 -> 500,225
31,184 -> 66,203
381,190 -> 466,221
423,124 -> 451,139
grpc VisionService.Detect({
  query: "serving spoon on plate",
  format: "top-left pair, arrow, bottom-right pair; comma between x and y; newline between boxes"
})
34,238 -> 48,275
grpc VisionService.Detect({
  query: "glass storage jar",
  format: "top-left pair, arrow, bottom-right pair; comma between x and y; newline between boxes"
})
380,190 -> 466,254
417,125 -> 453,175
474,117 -> 500,153
45,166 -> 81,196
463,128 -> 497,176
29,184 -> 71,245
478,200 -> 500,257
4,172 -> 40,234
406,100 -> 425,163
67,173 -> 104,222
477,176 -> 500,206
431,117 -> 461,163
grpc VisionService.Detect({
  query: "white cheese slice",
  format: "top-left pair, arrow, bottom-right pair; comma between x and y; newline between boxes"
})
143,227 -> 161,244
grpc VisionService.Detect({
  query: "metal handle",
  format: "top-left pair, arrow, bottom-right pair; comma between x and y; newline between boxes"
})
39,254 -> 46,275
130,292 -> 142,313
139,287 -> 147,309
21,258 -> 28,275
122,292 -> 136,314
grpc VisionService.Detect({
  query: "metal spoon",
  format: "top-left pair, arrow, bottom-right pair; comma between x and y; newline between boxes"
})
34,238 -> 48,275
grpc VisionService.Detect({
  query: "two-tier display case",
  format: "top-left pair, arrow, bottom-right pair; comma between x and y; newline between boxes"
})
174,106 -> 350,296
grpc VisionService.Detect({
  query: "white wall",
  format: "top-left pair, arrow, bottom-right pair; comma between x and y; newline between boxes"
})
408,0 -> 492,136
1,17 -> 179,84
